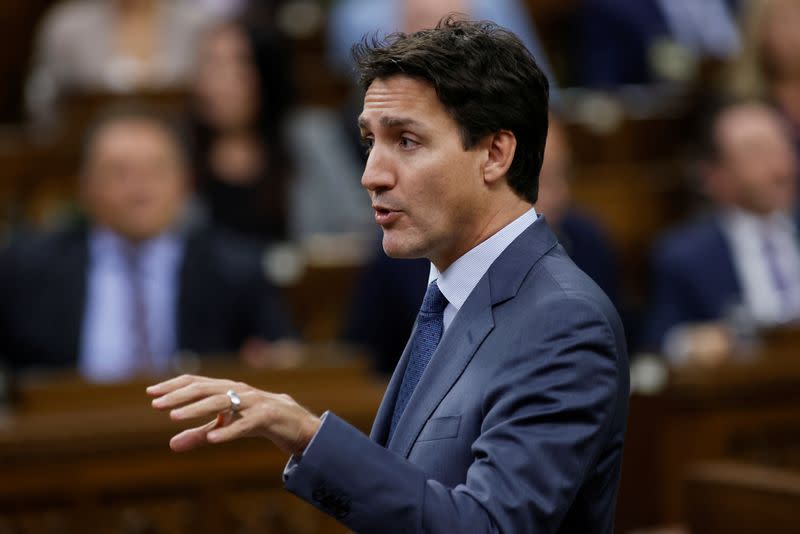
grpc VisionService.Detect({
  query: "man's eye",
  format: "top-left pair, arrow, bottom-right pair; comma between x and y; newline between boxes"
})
399,137 -> 419,150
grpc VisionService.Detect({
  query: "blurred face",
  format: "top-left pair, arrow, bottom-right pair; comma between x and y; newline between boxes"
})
761,0 -> 800,79
195,24 -> 259,130
535,121 -> 572,225
403,0 -> 468,32
713,105 -> 798,215
83,119 -> 188,241
359,76 -> 489,270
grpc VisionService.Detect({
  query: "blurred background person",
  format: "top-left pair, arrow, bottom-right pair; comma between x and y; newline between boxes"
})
0,106 -> 295,382
643,100 -> 800,366
728,0 -> 800,159
571,0 -> 742,88
189,18 -> 294,244
535,116 -> 620,306
26,0 -> 219,123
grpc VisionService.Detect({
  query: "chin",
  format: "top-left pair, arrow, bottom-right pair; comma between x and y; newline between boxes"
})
381,234 -> 426,260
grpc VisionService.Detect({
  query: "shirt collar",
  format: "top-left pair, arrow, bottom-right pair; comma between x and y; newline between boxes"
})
721,208 -> 796,236
89,227 -> 184,271
428,207 -> 538,311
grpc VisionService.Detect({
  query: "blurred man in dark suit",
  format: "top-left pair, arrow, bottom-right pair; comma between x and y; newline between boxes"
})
0,107 -> 295,382
644,100 -> 800,365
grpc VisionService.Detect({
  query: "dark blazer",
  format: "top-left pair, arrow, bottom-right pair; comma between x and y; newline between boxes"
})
0,224 -> 294,371
641,216 -> 743,352
286,218 -> 629,532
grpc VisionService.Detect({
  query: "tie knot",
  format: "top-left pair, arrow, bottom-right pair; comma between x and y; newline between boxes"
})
421,280 -> 448,315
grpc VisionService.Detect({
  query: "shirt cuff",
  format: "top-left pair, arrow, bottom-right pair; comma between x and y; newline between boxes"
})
282,411 -> 330,481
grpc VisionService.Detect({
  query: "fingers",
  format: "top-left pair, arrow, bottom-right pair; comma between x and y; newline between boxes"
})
169,419 -> 218,452
206,414 -> 256,444
169,392 -> 236,422
146,374 -> 198,397
149,376 -> 242,411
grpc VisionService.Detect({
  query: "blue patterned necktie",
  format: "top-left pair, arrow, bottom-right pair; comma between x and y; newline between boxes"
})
388,280 -> 448,441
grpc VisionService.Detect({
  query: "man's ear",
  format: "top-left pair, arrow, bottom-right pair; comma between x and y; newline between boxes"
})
482,130 -> 516,185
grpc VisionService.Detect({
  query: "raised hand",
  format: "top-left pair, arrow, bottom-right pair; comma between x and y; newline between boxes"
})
147,374 -> 321,456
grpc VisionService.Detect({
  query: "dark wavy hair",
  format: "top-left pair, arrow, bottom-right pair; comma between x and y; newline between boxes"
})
352,16 -> 549,203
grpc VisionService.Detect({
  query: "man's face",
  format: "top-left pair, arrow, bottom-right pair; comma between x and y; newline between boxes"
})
714,106 -> 798,215
83,119 -> 188,241
359,76 -> 489,270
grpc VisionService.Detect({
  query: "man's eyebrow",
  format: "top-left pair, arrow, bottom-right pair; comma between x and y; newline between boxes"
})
358,116 -> 423,131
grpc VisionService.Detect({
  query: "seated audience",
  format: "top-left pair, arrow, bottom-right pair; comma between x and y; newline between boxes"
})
190,19 -> 293,243
0,107 -> 295,382
643,100 -> 800,365
728,0 -> 800,159
27,0 -> 217,121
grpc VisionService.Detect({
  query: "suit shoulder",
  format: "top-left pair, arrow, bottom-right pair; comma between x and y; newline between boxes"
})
0,227 -> 86,269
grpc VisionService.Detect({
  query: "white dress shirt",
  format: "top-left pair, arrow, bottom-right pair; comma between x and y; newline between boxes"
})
721,209 -> 800,325
79,228 -> 184,382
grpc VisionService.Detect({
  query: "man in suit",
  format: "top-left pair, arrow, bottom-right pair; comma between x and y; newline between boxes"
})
344,116 -> 622,377
0,107 -> 294,381
149,18 -> 629,532
643,100 -> 800,365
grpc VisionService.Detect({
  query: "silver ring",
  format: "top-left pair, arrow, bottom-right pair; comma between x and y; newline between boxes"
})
226,389 -> 241,413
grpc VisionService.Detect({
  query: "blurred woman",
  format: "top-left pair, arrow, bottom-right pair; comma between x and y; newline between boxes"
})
27,0 -> 215,121
190,20 -> 294,243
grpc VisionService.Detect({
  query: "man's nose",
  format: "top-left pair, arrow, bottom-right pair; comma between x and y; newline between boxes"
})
361,147 -> 396,192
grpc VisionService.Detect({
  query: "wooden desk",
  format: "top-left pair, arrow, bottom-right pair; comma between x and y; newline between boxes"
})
617,334 -> 800,532
0,350 -> 387,533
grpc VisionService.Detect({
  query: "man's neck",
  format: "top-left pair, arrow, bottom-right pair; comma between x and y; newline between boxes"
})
432,199 -> 533,273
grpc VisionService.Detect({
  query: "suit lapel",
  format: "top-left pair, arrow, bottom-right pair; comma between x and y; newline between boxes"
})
382,218 -> 560,457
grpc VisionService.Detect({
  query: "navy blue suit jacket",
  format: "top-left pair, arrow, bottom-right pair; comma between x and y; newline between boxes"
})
641,216 -> 743,352
286,218 -> 629,532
